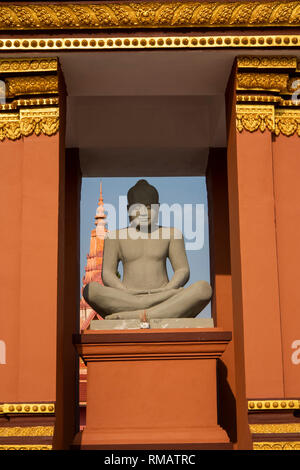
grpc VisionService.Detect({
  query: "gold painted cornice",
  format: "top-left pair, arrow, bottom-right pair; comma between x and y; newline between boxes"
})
0,57 -> 60,142
1,2 -> 300,31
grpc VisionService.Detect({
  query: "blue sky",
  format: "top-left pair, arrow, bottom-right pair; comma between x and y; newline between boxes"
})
80,177 -> 211,317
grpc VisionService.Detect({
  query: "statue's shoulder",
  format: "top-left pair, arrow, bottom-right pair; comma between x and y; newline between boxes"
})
170,227 -> 184,240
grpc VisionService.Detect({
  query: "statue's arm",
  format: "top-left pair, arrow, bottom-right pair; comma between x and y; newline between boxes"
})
102,236 -> 126,291
164,228 -> 190,289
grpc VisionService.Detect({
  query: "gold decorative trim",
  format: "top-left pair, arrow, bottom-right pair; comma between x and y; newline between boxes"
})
250,423 -> 300,434
0,35 -> 299,50
248,400 -> 300,410
253,441 -> 300,450
236,105 -> 275,134
275,109 -> 300,136
0,426 -> 54,437
0,97 -> 59,112
237,56 -> 298,69
5,76 -> 58,99
237,72 -> 289,93
0,58 -> 57,73
0,108 -> 59,141
0,445 -> 52,450
237,95 -> 300,107
1,2 -> 300,30
0,403 -> 55,414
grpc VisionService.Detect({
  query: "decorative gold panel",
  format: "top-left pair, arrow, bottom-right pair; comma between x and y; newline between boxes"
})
0,426 -> 54,437
250,423 -> 300,434
248,399 -> 300,410
1,2 -> 300,30
0,403 -> 55,414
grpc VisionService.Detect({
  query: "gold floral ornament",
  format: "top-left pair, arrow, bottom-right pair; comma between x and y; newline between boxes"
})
236,105 -> 275,133
275,109 -> 300,136
1,2 -> 300,30
0,108 -> 59,141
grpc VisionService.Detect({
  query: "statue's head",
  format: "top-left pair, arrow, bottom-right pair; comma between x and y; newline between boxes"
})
127,179 -> 159,229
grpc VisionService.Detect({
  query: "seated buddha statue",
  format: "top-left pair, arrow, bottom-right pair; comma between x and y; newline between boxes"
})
83,179 -> 212,320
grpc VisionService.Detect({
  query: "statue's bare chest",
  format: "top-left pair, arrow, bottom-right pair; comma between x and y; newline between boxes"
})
119,237 -> 170,262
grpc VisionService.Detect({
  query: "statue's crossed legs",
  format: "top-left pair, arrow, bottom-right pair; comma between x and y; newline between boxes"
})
83,281 -> 212,320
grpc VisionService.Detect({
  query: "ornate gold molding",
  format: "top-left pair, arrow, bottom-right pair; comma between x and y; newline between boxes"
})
0,445 -> 52,450
1,2 -> 300,30
237,72 -> 289,93
250,423 -> 300,434
0,35 -> 299,50
5,76 -> 58,99
253,441 -> 300,450
248,399 -> 300,410
0,58 -> 57,73
0,426 -> 54,437
0,403 -> 55,414
0,57 -> 60,142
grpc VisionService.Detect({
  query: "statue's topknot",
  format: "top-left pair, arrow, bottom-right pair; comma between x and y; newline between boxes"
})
127,179 -> 159,206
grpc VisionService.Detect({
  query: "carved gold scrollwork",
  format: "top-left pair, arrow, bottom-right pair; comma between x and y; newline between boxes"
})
237,72 -> 289,93
1,2 -> 300,30
5,76 -> 58,98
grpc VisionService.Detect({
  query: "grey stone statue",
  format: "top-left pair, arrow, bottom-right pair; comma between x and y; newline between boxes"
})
83,179 -> 212,320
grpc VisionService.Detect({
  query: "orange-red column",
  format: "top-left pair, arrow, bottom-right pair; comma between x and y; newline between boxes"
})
0,132 -> 64,402
226,69 -> 284,401
272,134 -> 300,398
0,139 -> 23,401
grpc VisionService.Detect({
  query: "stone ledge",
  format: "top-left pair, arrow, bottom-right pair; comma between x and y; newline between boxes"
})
89,317 -> 214,330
